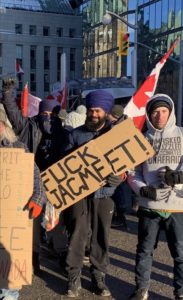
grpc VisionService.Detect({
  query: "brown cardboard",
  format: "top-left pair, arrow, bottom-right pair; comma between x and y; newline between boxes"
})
41,119 -> 155,212
0,149 -> 34,289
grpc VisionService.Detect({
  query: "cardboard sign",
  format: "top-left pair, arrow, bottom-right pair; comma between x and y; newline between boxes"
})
0,148 -> 34,289
41,119 -> 155,212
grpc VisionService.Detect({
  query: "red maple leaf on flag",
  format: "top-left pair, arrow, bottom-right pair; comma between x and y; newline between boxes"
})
46,82 -> 67,109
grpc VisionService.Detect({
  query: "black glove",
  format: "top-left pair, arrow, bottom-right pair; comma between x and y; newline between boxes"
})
163,167 -> 183,187
2,77 -> 16,91
140,186 -> 171,201
106,173 -> 122,187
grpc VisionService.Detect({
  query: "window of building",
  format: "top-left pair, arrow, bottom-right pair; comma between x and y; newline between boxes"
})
16,45 -> 23,65
162,0 -> 168,32
30,73 -> 36,91
155,1 -> 161,34
57,47 -> 63,81
175,0 -> 182,28
149,3 -> 155,32
43,26 -> 50,36
30,46 -> 36,69
44,73 -> 49,92
70,48 -> 76,79
0,67 -> 2,75
29,25 -> 36,35
144,6 -> 150,30
168,0 -> 175,29
44,46 -> 50,69
56,27 -> 63,37
15,24 -> 22,34
69,28 -> 76,38
0,44 -> 2,57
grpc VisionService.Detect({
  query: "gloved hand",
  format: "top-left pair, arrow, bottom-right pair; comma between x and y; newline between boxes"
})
25,200 -> 43,219
2,77 -> 16,91
161,166 -> 183,187
140,186 -> 171,201
106,173 -> 122,187
120,172 -> 127,182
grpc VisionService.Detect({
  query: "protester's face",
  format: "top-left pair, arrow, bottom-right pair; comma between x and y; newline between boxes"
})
86,107 -> 107,131
87,107 -> 106,122
150,107 -> 170,129
0,121 -> 5,137
38,111 -> 60,135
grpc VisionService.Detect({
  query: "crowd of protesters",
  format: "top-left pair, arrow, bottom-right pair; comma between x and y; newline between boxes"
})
1,77 -> 183,300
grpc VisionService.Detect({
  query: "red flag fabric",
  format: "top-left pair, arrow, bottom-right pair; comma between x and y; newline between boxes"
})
16,61 -> 24,75
124,38 -> 179,130
46,82 -> 68,109
21,83 -> 28,117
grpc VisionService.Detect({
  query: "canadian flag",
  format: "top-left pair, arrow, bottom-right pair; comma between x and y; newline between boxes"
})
16,61 -> 24,75
47,82 -> 68,109
124,37 -> 179,130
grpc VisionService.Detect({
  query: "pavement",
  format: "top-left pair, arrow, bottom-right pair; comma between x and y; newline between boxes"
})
19,214 -> 174,300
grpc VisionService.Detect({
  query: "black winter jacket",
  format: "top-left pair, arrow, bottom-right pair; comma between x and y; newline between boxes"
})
64,121 -> 117,198
2,87 -> 68,171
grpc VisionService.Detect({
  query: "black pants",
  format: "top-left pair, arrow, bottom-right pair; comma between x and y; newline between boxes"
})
65,197 -> 114,277
136,210 -> 183,297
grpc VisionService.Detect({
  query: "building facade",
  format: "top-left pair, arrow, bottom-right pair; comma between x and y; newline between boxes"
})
137,0 -> 183,113
0,0 -> 83,100
81,0 -> 183,121
82,0 -> 129,79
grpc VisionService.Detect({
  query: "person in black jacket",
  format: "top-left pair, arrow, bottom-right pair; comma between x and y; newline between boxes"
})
63,90 -> 124,298
1,78 -> 68,274
2,78 -> 68,170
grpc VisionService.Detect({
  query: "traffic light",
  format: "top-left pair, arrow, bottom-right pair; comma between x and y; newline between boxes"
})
118,32 -> 130,56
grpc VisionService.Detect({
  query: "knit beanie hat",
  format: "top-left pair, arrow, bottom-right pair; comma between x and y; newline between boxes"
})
76,105 -> 86,115
110,105 -> 124,119
39,99 -> 61,114
65,111 -> 86,128
0,109 -> 8,125
86,90 -> 114,113
147,95 -> 172,116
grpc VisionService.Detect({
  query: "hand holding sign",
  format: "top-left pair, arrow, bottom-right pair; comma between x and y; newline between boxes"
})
27,200 -> 43,219
106,173 -> 122,187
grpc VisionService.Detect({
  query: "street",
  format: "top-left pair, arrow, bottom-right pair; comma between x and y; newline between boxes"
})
19,214 -> 174,300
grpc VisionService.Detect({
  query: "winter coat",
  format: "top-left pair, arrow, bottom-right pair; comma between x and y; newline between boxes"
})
2,87 -> 68,171
64,120 -> 117,199
128,94 -> 183,212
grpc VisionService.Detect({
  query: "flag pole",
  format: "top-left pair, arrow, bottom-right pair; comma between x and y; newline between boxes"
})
60,52 -> 66,90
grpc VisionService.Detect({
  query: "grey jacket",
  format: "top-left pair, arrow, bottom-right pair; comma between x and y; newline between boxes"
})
128,94 -> 183,211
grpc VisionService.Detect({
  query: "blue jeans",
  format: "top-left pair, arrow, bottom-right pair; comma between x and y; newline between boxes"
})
136,209 -> 183,297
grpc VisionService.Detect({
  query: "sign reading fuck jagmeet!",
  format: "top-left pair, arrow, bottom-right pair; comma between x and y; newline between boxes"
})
41,119 -> 155,212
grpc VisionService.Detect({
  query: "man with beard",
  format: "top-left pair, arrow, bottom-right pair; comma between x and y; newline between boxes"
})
63,90 -> 123,298
1,78 -> 68,274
